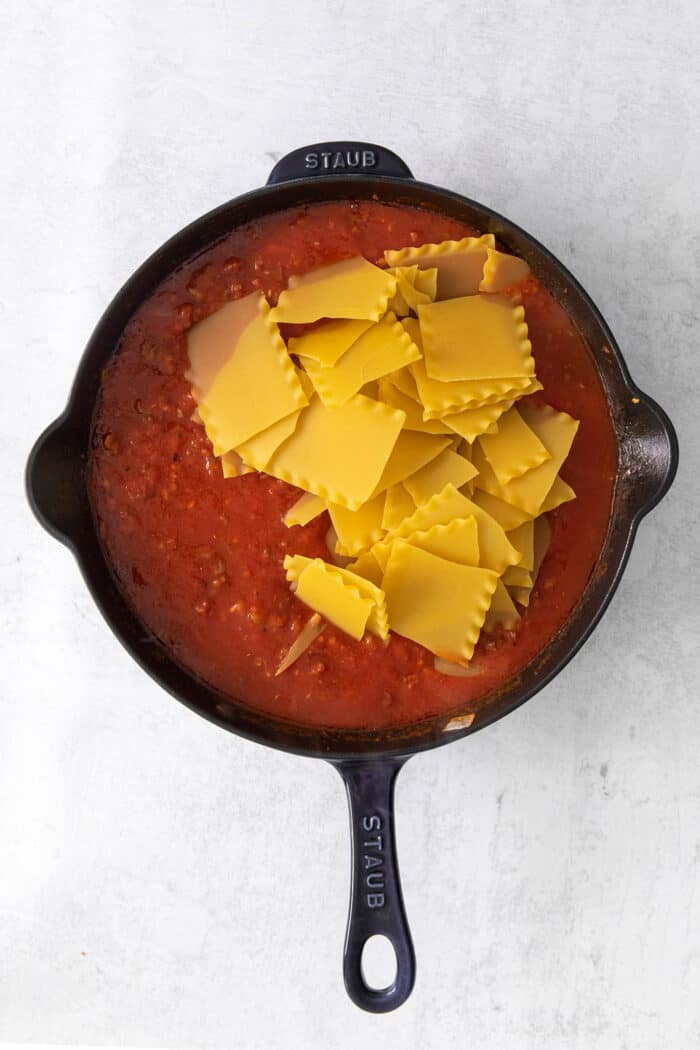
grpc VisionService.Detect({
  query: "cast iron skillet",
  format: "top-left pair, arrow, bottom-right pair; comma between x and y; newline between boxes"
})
26,142 -> 678,1012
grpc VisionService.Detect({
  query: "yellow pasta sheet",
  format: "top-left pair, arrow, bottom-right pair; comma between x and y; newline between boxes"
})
371,431 -> 452,497
382,539 -> 499,662
411,267 -> 438,299
381,484 -> 416,531
441,398 -> 514,443
283,492 -> 328,527
301,313 -> 420,406
235,408 -> 304,470
388,483 -> 521,575
403,448 -> 478,506
377,377 -> 453,435
289,558 -> 373,640
457,495 -> 522,575
346,550 -> 385,588
266,393 -> 405,510
403,516 -> 480,567
186,293 -> 261,400
330,565 -> 388,639
410,358 -> 534,419
388,483 -> 473,536
373,514 -> 478,574
402,317 -> 530,417
478,405 -> 551,485
473,404 -> 579,515
389,362 -> 423,404
539,475 -> 576,513
483,579 -> 521,633
470,489 -> 533,531
507,515 -> 552,608
284,554 -> 388,639
385,235 -> 495,300
418,295 -> 534,382
502,565 -> 533,588
287,318 -> 373,367
270,257 -> 397,323
221,451 -> 255,479
507,520 -> 535,571
193,294 -> 308,454
329,493 -> 386,556
387,265 -> 438,315
479,249 -> 530,293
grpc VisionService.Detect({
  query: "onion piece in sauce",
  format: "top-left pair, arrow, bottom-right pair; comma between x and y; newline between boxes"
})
275,613 -> 326,675
433,655 -> 484,677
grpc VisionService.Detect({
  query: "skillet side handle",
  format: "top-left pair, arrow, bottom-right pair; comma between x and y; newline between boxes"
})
267,142 -> 414,185
332,756 -> 415,1013
26,415 -> 85,548
623,392 -> 679,518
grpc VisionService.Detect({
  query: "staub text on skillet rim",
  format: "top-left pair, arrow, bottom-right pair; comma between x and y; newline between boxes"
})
26,141 -> 678,1012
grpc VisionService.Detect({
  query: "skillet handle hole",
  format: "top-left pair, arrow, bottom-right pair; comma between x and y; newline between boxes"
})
360,935 -> 398,993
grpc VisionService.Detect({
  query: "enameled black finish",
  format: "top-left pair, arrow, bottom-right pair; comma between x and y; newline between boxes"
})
337,758 -> 414,1012
26,141 -> 678,1012
267,142 -> 414,184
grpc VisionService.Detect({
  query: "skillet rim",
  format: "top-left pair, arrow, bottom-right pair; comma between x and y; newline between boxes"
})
25,172 -> 678,760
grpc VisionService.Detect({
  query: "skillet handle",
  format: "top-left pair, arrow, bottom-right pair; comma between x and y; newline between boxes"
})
623,392 -> 679,517
267,142 -> 414,184
26,414 -> 85,548
332,756 -> 415,1012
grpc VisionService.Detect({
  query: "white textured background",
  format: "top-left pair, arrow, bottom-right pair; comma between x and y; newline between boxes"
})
1,1 -> 699,1047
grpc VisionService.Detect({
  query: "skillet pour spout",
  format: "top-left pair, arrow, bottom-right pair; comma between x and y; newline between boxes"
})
25,140 -> 678,1013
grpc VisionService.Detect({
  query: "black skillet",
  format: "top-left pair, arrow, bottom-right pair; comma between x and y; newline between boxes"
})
26,142 -> 678,1012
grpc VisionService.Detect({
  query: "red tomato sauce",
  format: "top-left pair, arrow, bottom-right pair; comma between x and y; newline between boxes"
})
89,201 -> 617,730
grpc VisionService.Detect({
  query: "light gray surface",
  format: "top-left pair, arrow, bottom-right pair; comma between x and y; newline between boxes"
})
1,1 -> 699,1047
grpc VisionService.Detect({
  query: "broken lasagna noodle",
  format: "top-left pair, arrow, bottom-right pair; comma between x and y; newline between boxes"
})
89,200 -> 617,729
186,240 -> 580,672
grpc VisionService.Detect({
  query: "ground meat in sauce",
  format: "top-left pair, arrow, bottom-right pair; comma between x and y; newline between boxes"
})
89,201 -> 617,730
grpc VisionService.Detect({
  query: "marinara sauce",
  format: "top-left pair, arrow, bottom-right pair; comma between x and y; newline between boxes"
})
89,202 -> 617,729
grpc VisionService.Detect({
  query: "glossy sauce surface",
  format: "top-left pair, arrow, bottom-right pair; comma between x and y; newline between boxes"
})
89,201 -> 617,729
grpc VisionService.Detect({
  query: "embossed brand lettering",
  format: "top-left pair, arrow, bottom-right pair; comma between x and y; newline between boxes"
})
305,149 -> 377,171
361,813 -> 385,908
